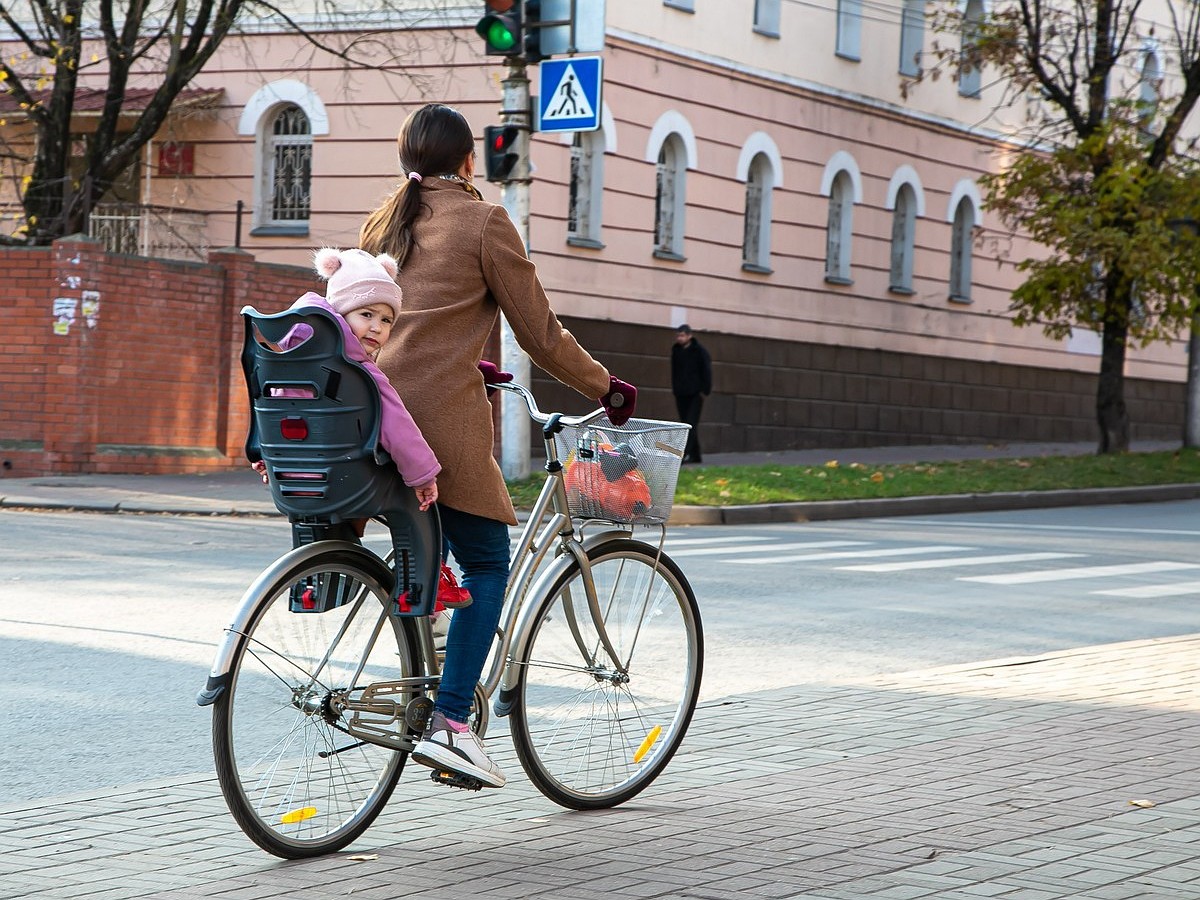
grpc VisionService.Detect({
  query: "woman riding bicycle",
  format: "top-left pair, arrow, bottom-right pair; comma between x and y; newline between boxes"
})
359,102 -> 637,789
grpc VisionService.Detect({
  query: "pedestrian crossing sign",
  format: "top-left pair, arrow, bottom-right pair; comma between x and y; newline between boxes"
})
537,56 -> 603,134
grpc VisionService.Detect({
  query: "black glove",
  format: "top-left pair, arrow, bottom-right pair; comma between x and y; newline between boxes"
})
478,360 -> 514,397
599,376 -> 637,427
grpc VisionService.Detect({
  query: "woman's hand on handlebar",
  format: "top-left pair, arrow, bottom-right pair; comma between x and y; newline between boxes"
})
478,360 -> 514,397
600,376 -> 637,426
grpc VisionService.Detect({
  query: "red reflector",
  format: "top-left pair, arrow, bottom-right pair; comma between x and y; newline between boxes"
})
280,417 -> 308,440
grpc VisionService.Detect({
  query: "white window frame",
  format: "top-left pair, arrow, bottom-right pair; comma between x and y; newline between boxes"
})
820,151 -> 863,284
899,0 -> 925,77
239,80 -> 329,235
837,0 -> 863,61
947,180 -> 982,302
736,132 -> 784,273
885,166 -> 925,294
1138,46 -> 1162,134
645,111 -> 698,261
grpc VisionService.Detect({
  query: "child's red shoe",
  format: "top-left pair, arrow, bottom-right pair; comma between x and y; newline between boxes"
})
434,564 -> 472,613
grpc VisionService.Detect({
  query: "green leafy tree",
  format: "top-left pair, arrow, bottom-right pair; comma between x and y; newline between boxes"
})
0,1 -> 450,245
922,0 -> 1200,452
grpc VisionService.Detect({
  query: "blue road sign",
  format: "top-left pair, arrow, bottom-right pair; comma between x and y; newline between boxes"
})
537,56 -> 603,133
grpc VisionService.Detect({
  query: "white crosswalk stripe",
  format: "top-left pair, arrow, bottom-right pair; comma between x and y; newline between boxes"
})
730,545 -> 974,564
664,536 -> 765,548
1092,580 -> 1200,599
667,540 -> 869,557
839,552 -> 1085,573
961,561 -> 1200,585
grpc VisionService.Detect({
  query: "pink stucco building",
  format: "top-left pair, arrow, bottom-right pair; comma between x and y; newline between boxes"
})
1,1 -> 1189,457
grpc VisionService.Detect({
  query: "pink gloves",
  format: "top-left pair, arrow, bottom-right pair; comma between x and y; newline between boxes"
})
600,376 -> 637,427
478,360 -> 514,397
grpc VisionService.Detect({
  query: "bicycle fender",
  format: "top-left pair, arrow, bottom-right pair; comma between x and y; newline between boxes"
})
195,540 -> 382,706
496,528 -> 633,712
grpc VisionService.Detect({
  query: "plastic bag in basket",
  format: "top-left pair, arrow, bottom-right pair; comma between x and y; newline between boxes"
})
564,440 -> 653,522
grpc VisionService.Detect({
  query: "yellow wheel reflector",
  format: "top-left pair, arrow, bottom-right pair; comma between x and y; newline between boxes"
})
633,726 -> 662,763
280,806 -> 318,825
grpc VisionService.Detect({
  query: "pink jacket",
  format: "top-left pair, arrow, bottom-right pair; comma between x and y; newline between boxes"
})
274,294 -> 440,489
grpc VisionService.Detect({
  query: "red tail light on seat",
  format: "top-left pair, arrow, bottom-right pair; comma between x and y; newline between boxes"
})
280,417 -> 309,440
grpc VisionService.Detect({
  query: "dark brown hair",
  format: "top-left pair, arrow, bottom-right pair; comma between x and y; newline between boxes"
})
360,104 -> 475,266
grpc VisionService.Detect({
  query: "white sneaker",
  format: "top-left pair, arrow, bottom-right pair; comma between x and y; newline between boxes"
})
412,711 -> 507,788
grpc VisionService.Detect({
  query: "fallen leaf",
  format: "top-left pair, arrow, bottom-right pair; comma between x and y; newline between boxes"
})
825,460 -> 839,468
1129,799 -> 1156,808
347,854 -> 380,861
870,472 -> 885,483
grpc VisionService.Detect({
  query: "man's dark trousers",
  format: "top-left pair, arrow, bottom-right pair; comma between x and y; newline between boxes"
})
675,393 -> 704,462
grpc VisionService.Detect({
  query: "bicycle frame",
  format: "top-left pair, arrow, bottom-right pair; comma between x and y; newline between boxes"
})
479,382 -> 644,703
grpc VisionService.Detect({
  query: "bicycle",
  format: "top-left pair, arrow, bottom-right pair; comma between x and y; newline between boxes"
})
197,306 -> 704,859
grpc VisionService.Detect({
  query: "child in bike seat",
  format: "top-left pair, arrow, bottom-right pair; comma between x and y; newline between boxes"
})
253,248 -> 440,517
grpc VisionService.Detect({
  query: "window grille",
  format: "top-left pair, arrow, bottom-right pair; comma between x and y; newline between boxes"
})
890,185 -> 916,291
950,198 -> 975,300
655,143 -> 676,253
743,174 -> 763,266
268,105 -> 312,223
826,172 -> 852,281
568,133 -> 591,237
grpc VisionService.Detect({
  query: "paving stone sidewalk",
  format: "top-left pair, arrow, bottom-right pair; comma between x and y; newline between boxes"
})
3,634 -> 1199,900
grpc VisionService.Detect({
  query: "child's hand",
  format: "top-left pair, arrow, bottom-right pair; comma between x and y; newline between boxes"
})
414,479 -> 438,512
250,460 -> 268,485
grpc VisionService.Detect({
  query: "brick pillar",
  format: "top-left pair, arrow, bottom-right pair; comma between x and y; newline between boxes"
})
43,235 -> 107,473
209,247 -> 257,462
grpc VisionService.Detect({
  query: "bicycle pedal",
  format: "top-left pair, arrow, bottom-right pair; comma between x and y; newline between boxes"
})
429,769 -> 484,792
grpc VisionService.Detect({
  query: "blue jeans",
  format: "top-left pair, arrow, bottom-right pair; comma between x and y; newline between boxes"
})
435,505 -> 511,722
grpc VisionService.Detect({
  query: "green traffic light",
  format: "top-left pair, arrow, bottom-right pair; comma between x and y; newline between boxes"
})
486,21 -> 517,50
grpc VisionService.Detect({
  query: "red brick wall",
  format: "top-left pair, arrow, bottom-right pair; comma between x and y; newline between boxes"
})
0,238 -> 318,476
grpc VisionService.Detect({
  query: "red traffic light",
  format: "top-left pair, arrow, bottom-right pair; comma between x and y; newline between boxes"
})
483,124 -> 521,182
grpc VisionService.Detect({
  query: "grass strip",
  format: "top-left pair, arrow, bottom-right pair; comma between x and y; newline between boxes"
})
505,449 -> 1200,509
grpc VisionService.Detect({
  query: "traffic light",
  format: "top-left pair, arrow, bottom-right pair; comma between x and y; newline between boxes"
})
523,0 -> 544,63
476,0 -> 523,56
483,124 -> 521,182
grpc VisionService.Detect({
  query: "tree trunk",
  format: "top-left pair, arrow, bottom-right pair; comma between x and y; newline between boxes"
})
1096,311 -> 1130,454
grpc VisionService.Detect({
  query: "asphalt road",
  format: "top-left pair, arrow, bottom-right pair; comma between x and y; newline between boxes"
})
1,499 -> 1197,804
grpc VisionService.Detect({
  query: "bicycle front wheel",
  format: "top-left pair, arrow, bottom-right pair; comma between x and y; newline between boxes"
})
212,544 -> 423,858
510,539 -> 703,809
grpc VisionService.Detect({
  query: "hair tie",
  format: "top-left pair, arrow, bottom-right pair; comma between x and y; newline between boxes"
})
408,171 -> 423,183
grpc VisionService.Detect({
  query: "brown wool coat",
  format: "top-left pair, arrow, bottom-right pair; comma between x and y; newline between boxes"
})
374,177 -> 612,525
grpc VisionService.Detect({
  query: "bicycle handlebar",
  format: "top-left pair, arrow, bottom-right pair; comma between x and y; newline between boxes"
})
487,381 -> 608,430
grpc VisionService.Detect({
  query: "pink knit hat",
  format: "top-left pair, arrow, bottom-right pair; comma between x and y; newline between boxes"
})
313,248 -> 403,320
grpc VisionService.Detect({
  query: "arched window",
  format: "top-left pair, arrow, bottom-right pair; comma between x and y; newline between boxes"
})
568,129 -> 605,247
890,184 -> 918,292
826,171 -> 855,282
959,0 -> 984,97
654,134 -> 687,258
950,196 -> 976,301
899,0 -> 925,77
241,81 -> 327,236
837,0 -> 863,60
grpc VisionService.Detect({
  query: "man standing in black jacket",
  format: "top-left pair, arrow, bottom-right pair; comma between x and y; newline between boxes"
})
670,324 -> 712,463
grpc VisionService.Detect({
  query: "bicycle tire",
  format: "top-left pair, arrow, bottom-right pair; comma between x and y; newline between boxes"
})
212,544 -> 422,858
509,539 -> 703,809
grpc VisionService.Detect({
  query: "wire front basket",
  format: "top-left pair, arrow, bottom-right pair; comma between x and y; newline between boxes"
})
555,417 -> 690,525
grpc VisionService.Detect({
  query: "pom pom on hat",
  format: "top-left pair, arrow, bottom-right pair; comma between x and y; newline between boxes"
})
313,247 -> 403,320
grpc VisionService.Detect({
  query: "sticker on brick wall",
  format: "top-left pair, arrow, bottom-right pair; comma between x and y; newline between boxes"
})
62,274 -> 81,290
53,297 -> 77,336
82,291 -> 100,328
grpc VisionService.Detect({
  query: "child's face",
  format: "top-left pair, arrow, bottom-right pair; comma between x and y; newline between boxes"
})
345,303 -> 395,357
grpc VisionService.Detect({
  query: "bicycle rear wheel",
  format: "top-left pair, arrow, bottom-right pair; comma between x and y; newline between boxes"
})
510,539 -> 703,809
212,544 -> 423,858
